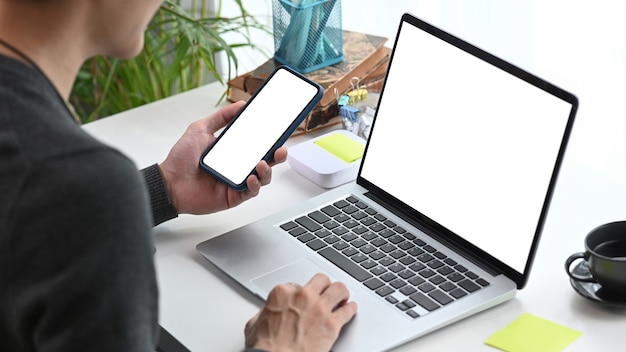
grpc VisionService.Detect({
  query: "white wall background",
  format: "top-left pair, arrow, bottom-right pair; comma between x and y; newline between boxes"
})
215,0 -> 534,80
212,0 -> 626,181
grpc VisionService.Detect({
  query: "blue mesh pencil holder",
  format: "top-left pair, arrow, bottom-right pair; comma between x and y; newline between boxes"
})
272,0 -> 343,73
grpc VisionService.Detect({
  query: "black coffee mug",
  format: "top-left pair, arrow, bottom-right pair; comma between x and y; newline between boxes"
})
565,221 -> 626,295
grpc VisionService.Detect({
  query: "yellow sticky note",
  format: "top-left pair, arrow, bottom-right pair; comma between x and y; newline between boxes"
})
485,313 -> 582,352
314,133 -> 364,163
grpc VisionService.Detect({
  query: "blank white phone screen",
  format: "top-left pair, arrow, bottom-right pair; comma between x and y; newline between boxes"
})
202,68 -> 319,186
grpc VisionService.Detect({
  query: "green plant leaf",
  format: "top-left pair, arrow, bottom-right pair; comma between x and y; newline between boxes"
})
70,0 -> 270,124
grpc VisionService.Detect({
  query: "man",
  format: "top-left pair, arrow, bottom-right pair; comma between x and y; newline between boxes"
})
0,1 -> 357,351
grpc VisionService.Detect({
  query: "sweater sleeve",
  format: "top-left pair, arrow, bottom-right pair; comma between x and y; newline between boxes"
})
5,151 -> 159,352
141,163 -> 179,226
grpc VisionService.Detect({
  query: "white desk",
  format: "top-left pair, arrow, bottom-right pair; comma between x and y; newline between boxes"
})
84,1 -> 626,350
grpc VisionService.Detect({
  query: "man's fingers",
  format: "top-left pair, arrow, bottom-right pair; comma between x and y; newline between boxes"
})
305,273 -> 333,295
333,301 -> 358,325
203,101 -> 245,134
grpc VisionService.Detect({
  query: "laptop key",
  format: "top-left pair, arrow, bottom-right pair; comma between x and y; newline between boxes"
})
450,288 -> 468,299
351,253 -> 368,263
390,279 -> 407,289
465,271 -> 479,279
437,266 -> 454,276
409,292 -> 440,311
346,196 -> 359,203
380,272 -> 397,282
318,247 -> 372,282
309,210 -> 330,224
429,275 -> 446,285
343,219 -> 359,228
333,200 -> 350,208
354,201 -> 369,209
429,289 -> 454,305
361,231 -> 377,240
352,211 -> 368,220
419,269 -> 436,278
390,250 -> 406,259
333,241 -> 349,250
370,266 -> 387,276
400,285 -> 417,296
332,226 -> 349,235
289,227 -> 307,237
376,286 -> 394,297
297,233 -> 315,243
361,217 -> 377,226
371,238 -> 387,247
423,245 -> 436,253
364,277 -> 384,290
458,279 -> 481,293
408,276 -> 425,286
342,247 -> 358,257
444,258 -> 457,266
280,221 -> 298,231
428,260 -> 444,269
409,263 -> 426,272
417,253 -> 434,263
341,232 -> 357,242
360,244 -> 376,254
351,238 -> 367,248
433,251 -> 447,260
314,229 -> 331,238
398,241 -> 415,250
439,282 -> 456,292
360,259 -> 377,269
395,302 -> 410,311
324,221 -> 340,230
334,214 -> 350,223
352,225 -> 368,234
295,216 -> 321,232
398,269 -> 416,279
399,256 -> 416,265
418,282 -> 436,293
307,239 -> 326,251
324,235 -> 340,244
321,205 -> 341,217
414,238 -> 427,246
406,310 -> 420,319
447,272 -> 464,282
476,278 -> 490,287
385,295 -> 399,304
343,205 -> 359,214
369,251 -> 385,260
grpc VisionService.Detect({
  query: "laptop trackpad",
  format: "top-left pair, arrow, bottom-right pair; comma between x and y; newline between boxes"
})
251,259 -> 330,299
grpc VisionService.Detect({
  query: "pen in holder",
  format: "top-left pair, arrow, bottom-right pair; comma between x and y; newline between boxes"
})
273,0 -> 343,73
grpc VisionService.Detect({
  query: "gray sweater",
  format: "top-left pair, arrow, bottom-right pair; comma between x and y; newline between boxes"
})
0,54 -> 161,351
0,54 -> 271,352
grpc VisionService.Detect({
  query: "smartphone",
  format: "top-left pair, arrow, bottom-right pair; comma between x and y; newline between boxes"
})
200,65 -> 323,190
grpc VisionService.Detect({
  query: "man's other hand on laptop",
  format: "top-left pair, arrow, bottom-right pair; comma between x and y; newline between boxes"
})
158,100 -> 288,216
244,273 -> 358,351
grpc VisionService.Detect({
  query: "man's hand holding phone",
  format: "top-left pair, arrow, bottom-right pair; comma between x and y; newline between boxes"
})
199,66 -> 323,190
158,100 -> 288,216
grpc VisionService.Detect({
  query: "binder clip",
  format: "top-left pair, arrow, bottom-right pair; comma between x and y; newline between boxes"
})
347,77 -> 368,105
338,79 -> 368,136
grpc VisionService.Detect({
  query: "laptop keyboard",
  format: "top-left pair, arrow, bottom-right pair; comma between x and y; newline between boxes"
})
280,195 -> 490,319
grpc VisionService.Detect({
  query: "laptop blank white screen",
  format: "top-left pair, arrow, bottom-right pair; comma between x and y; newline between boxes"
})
360,21 -> 573,274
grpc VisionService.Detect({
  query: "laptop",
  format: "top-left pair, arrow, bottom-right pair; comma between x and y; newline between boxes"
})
197,13 -> 577,351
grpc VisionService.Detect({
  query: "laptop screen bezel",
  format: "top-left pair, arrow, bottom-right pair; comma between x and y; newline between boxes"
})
357,13 -> 578,289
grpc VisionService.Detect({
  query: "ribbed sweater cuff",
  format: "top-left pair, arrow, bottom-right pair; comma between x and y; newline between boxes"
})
141,164 -> 178,226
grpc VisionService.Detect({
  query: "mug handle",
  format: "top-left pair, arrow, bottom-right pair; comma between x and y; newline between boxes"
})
565,252 -> 595,282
